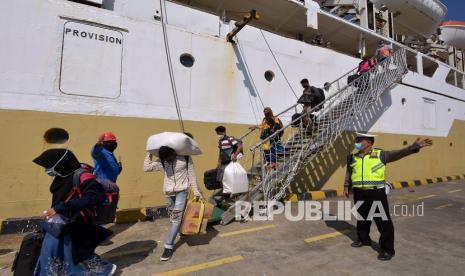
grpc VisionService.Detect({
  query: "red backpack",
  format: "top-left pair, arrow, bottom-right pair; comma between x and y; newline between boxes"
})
64,168 -> 96,224
65,165 -> 119,225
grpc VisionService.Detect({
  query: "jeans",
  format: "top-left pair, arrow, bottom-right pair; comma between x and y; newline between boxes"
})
164,190 -> 188,249
264,141 -> 285,164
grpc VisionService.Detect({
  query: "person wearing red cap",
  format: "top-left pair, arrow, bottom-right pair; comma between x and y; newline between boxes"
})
91,132 -> 122,184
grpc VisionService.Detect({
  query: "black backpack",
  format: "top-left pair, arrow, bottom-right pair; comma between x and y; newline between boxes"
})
311,86 -> 326,105
11,231 -> 44,276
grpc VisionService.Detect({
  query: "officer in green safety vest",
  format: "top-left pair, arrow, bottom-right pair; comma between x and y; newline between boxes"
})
344,132 -> 433,261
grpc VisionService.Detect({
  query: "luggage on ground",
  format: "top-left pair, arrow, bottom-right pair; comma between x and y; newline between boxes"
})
222,162 -> 249,195
146,132 -> 202,156
12,231 -> 44,276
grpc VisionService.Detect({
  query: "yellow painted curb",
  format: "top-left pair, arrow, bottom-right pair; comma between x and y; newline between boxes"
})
115,208 -> 147,224
286,194 -> 298,203
392,182 -> 402,189
407,180 -> 416,187
310,191 -> 326,200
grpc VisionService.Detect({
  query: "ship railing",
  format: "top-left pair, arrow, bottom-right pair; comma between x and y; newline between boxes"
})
247,48 -> 408,205
220,48 -> 407,224
235,64 -> 360,175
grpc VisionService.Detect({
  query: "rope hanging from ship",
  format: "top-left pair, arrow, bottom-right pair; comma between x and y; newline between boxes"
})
260,30 -> 299,99
160,0 -> 185,132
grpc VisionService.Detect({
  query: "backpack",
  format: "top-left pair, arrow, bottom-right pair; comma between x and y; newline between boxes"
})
311,86 -> 325,105
11,231 -> 44,276
67,167 -> 119,225
79,163 -> 119,224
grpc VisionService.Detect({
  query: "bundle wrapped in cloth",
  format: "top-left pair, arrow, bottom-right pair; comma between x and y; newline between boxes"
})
146,132 -> 202,156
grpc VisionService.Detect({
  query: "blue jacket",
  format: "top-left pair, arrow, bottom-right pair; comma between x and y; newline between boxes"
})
91,145 -> 121,183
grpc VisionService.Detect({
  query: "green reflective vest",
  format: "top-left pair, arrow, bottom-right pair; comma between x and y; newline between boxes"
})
350,149 -> 386,189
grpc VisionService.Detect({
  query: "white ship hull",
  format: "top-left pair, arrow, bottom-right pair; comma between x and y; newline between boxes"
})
1,0 -> 464,218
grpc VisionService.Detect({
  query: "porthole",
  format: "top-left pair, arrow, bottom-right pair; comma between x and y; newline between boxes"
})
44,128 -> 69,144
264,70 -> 275,82
180,53 -> 195,68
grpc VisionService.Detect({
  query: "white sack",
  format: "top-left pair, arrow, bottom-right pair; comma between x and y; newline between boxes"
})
222,162 -> 249,195
146,132 -> 202,156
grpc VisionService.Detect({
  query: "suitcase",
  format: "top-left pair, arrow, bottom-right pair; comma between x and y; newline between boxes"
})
11,231 -> 44,276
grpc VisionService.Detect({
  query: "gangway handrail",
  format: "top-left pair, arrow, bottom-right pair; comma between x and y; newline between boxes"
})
238,64 -> 359,141
251,48 -> 408,203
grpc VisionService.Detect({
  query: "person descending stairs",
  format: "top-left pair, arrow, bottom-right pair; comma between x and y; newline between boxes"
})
219,48 -> 409,225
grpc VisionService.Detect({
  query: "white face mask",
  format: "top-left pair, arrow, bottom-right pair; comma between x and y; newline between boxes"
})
217,134 -> 225,139
44,150 -> 75,177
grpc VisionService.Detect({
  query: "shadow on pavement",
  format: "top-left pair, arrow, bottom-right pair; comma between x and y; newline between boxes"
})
107,223 -> 136,237
174,226 -> 220,250
101,240 -> 157,275
324,219 -> 381,252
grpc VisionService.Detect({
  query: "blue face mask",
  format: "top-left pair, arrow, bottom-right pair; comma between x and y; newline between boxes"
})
354,143 -> 364,151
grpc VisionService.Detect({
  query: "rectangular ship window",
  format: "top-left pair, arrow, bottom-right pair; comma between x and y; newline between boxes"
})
422,57 -> 438,77
406,50 -> 417,72
422,98 -> 436,129
59,21 -> 123,99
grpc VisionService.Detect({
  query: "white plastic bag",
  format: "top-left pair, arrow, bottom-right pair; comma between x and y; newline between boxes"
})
222,162 -> 249,195
146,132 -> 202,156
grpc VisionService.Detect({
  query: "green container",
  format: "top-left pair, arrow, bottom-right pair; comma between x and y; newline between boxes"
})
208,206 -> 225,224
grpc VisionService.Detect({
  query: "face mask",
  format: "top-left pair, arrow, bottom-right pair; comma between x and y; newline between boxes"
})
354,143 -> 364,151
44,150 -> 74,177
217,135 -> 225,139
103,142 -> 118,152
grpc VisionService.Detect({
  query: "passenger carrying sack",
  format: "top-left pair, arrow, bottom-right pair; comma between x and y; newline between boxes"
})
222,162 -> 249,195
181,198 -> 214,235
146,132 -> 202,156
11,231 -> 44,276
204,169 -> 222,190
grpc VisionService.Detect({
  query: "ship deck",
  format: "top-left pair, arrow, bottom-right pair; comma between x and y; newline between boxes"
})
1,179 -> 464,275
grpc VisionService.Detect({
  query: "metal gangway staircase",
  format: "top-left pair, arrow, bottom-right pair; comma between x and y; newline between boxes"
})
220,48 -> 408,224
